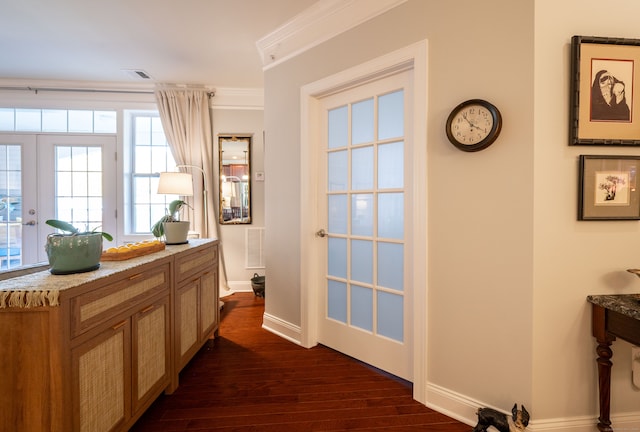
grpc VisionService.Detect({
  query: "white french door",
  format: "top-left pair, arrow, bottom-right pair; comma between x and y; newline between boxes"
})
316,70 -> 413,381
0,134 -> 116,268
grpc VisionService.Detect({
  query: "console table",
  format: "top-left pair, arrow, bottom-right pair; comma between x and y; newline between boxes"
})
587,294 -> 640,432
0,239 -> 219,432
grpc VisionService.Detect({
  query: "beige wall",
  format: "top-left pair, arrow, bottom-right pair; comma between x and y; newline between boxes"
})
264,0 -> 640,428
212,108 -> 265,289
534,0 -> 640,421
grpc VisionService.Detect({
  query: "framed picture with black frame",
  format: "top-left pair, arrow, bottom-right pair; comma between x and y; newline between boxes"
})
578,155 -> 640,220
570,36 -> 640,146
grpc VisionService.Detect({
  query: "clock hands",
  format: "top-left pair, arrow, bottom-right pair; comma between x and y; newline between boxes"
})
462,112 -> 487,133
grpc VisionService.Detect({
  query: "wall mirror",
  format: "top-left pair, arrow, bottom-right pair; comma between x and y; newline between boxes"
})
219,135 -> 251,224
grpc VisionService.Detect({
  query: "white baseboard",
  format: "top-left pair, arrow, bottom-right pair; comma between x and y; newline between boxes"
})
221,280 -> 253,296
426,382 -> 640,431
262,312 -> 302,346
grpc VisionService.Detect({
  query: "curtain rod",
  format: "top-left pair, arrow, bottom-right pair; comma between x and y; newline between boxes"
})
0,86 -> 216,97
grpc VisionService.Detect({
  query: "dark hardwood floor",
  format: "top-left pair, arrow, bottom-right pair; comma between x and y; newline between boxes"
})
131,292 -> 470,431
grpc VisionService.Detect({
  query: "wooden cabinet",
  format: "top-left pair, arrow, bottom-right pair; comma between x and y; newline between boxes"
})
69,263 -> 171,432
0,239 -> 218,432
174,242 -> 219,373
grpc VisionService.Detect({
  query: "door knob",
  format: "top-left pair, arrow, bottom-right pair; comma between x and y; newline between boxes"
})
315,229 -> 327,238
23,220 -> 37,226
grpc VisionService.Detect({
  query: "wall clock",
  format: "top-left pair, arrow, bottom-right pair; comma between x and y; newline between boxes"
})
445,99 -> 502,152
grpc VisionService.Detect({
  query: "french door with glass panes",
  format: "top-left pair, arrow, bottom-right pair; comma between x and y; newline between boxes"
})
317,70 -> 413,381
0,134 -> 116,268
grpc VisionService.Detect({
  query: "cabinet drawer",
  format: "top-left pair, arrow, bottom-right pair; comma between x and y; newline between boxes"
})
71,264 -> 170,338
175,244 -> 217,282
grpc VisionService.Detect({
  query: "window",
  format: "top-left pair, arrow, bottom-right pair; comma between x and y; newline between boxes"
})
130,113 -> 177,234
0,108 -> 116,133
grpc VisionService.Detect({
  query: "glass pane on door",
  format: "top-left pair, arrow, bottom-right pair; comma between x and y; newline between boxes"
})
325,89 -> 406,343
0,145 -> 22,269
55,146 -> 103,232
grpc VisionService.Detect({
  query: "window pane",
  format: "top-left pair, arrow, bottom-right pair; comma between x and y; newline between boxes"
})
378,90 -> 404,140
42,110 -> 67,132
328,280 -> 347,323
351,285 -> 372,331
328,150 -> 347,191
94,111 -> 116,133
378,242 -> 403,291
351,239 -> 372,284
328,194 -> 347,235
87,147 -> 102,171
378,141 -> 403,189
352,98 -> 374,144
136,117 -> 151,145
351,146 -> 373,190
328,237 -> 347,279
351,193 -> 372,237
0,109 -> 14,131
15,109 -> 41,131
135,146 -> 152,173
68,110 -> 93,133
328,105 -> 348,149
378,192 -> 403,239
130,113 -> 176,233
151,117 -> 166,146
150,146 -> 170,174
377,291 -> 403,341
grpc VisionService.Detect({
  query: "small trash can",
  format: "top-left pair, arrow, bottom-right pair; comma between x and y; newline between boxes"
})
251,273 -> 265,297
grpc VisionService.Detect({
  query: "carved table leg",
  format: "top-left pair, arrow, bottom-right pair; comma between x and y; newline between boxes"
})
595,340 -> 613,432
592,304 -> 615,432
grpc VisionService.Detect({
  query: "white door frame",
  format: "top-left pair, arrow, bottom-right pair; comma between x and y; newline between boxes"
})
299,40 -> 428,403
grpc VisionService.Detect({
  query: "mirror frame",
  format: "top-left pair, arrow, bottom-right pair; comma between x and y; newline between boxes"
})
218,135 -> 251,224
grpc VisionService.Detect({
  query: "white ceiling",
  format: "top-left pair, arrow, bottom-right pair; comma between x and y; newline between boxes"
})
0,0 -> 318,89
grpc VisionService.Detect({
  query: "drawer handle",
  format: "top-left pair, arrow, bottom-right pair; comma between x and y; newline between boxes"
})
112,320 -> 127,330
129,273 -> 144,280
140,304 -> 155,314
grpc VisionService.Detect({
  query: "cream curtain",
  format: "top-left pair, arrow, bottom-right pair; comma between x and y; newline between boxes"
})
154,87 -> 215,239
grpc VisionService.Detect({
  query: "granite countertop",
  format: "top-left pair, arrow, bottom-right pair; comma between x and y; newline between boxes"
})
587,294 -> 640,321
0,239 -> 216,308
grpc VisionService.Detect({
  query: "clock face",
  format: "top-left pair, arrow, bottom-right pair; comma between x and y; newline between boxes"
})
445,99 -> 502,152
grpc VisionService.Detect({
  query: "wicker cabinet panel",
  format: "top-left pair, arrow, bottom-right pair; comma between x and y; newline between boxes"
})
132,295 -> 170,413
72,319 -> 131,432
200,270 -> 218,339
71,263 -> 170,338
177,281 -> 199,369
175,244 -> 217,282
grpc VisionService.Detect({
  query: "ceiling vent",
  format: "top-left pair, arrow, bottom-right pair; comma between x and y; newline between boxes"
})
121,69 -> 153,80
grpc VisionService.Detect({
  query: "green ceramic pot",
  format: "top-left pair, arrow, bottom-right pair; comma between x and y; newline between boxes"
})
45,232 -> 103,274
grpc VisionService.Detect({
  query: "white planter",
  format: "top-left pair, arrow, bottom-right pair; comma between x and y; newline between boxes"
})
163,221 -> 190,244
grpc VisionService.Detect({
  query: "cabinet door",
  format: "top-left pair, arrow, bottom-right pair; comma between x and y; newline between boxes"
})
72,319 -> 131,432
132,295 -> 170,414
176,279 -> 200,369
200,270 -> 219,339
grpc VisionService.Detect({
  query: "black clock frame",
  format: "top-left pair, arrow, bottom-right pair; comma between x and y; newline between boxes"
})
445,99 -> 502,152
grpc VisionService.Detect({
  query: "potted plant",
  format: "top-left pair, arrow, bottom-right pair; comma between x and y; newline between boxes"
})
151,199 -> 191,244
44,219 -> 113,274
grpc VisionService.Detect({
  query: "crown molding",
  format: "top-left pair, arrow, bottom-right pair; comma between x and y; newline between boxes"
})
0,79 -> 262,109
256,0 -> 407,70
211,87 -> 264,110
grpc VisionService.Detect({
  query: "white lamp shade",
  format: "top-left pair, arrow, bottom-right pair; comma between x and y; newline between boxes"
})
157,172 -> 194,196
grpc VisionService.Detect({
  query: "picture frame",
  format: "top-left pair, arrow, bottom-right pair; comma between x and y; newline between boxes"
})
578,155 -> 640,220
570,36 -> 640,146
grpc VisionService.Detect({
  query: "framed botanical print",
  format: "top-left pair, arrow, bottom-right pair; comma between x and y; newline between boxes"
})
570,36 -> 640,145
578,155 -> 640,220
